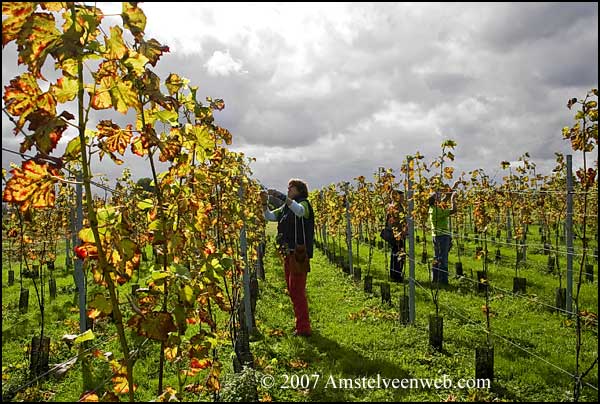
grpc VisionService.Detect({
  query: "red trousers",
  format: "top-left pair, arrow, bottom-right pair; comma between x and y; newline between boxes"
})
284,255 -> 311,334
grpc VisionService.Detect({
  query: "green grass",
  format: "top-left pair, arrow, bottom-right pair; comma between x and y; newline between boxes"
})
246,223 -> 598,402
2,223 -> 598,401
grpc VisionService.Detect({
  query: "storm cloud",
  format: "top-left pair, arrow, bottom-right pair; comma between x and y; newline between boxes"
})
2,2 -> 597,193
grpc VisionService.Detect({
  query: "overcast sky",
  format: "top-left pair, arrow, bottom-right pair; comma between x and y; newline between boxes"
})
2,2 -> 598,193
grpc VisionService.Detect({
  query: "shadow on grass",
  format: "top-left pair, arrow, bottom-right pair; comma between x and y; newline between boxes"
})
297,330 -> 414,401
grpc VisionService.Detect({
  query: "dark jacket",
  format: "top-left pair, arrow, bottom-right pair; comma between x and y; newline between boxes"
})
277,197 -> 315,259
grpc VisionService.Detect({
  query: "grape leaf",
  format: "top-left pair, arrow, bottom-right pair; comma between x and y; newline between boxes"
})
4,73 -> 57,132
122,2 -> 146,42
139,38 -> 169,67
105,25 -> 127,60
16,12 -> 62,79
2,160 -> 60,212
2,2 -> 35,47
127,311 -> 176,341
23,109 -> 68,154
97,120 -> 132,155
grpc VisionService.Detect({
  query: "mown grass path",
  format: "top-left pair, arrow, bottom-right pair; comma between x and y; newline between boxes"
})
250,232 -> 598,402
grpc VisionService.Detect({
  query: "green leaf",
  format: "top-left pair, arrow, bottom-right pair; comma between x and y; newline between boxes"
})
172,263 -> 191,280
119,238 -> 137,261
151,271 -> 171,282
74,329 -> 95,344
148,218 -> 162,231
221,256 -> 234,270
96,206 -> 118,224
137,198 -> 154,210
173,306 -> 187,330
51,76 -> 78,103
153,109 -> 179,126
78,228 -> 96,243
89,294 -> 113,315
180,285 -> 194,305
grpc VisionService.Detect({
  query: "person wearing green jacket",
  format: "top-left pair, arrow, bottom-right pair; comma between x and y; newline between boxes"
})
428,190 -> 457,285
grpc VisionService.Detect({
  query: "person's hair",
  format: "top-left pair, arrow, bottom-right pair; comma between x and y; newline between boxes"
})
288,178 -> 309,199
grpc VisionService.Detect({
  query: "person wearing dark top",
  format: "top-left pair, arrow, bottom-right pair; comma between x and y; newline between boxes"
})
261,179 -> 314,337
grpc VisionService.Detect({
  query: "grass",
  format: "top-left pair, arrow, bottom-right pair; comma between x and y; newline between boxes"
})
247,223 -> 598,402
2,222 -> 598,401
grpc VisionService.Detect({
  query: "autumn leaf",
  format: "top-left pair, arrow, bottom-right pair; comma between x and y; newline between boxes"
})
165,73 -> 185,95
112,375 -> 137,395
2,160 -> 60,212
97,120 -> 133,155
215,126 -> 232,145
22,109 -> 68,154
575,168 -> 597,189
567,97 -> 578,109
90,63 -> 138,114
127,311 -> 176,341
105,25 -> 128,60
131,125 -> 159,156
257,392 -> 273,402
111,80 -> 138,114
51,76 -> 78,103
2,2 -> 35,47
210,98 -> 225,111
15,12 -> 62,78
441,139 -> 456,148
164,346 -> 178,361
60,5 -> 102,48
156,387 -> 178,402
159,135 -> 182,162
79,391 -> 99,402
206,365 -> 221,392
184,384 -> 205,394
289,359 -> 309,369
122,2 -> 146,42
74,243 -> 98,260
139,38 -> 170,67
4,73 -> 56,132
443,166 -> 454,180
190,358 -> 212,370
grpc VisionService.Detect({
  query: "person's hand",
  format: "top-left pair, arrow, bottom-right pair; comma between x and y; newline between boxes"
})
260,191 -> 268,206
268,189 -> 287,202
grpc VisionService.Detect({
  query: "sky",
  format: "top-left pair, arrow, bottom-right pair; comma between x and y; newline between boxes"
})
2,2 -> 598,194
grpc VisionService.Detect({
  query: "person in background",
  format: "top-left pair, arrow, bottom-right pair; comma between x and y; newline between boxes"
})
260,179 -> 314,337
428,189 -> 457,286
386,190 -> 407,282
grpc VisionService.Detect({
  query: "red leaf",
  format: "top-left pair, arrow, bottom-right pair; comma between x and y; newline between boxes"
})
190,358 -> 212,370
